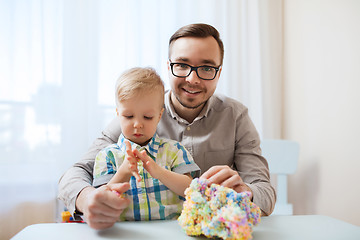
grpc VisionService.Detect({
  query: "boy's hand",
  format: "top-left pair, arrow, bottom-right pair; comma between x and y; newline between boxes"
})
133,148 -> 160,178
123,140 -> 141,182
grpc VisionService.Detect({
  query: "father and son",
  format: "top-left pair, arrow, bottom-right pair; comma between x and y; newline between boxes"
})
58,23 -> 276,229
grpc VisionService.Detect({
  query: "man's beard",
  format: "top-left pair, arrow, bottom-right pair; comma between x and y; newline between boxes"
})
175,94 -> 207,109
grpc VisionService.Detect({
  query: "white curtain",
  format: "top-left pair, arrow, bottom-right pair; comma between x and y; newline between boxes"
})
0,0 -> 282,238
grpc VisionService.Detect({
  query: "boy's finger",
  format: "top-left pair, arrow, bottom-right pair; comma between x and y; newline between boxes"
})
126,149 -> 135,158
125,140 -> 132,152
132,148 -> 140,157
132,171 -> 141,182
127,155 -> 137,164
133,149 -> 149,160
129,164 -> 137,171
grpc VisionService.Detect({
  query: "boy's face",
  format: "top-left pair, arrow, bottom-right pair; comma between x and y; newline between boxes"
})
168,36 -> 222,110
116,90 -> 164,146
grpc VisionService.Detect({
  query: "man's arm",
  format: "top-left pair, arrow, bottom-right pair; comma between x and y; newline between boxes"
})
232,109 -> 276,216
200,108 -> 276,216
57,117 -> 122,228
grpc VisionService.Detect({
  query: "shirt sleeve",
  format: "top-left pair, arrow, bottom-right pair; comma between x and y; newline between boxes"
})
93,146 -> 119,187
57,117 -> 121,216
170,142 -> 201,178
234,107 -> 276,216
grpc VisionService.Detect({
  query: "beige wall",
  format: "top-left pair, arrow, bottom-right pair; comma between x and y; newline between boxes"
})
283,0 -> 360,226
0,201 -> 56,239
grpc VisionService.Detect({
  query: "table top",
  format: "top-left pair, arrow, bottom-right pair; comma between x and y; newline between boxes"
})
11,215 -> 360,240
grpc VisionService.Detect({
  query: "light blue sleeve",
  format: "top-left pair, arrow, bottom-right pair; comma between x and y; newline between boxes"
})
93,144 -> 119,187
171,142 -> 201,178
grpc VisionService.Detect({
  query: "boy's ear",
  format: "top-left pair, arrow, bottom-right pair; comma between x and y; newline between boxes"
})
159,107 -> 164,120
116,108 -> 119,116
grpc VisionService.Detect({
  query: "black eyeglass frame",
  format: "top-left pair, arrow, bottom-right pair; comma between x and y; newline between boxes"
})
169,60 -> 221,80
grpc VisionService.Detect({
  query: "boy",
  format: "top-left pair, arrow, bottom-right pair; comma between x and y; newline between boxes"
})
93,67 -> 200,221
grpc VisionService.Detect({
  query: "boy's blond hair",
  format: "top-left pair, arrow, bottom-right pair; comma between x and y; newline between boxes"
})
115,67 -> 165,108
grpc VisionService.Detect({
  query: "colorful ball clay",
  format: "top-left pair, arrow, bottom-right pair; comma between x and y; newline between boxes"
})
178,178 -> 261,240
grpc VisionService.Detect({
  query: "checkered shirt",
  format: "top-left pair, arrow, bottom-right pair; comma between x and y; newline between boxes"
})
93,133 -> 200,221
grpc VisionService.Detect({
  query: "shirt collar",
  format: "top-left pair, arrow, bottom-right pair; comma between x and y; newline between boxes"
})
164,90 -> 215,123
117,133 -> 161,160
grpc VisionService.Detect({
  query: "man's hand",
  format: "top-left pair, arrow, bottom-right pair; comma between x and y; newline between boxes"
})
200,165 -> 253,199
75,182 -> 130,229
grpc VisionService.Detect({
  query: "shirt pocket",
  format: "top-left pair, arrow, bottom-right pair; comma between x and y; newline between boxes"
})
204,148 -> 234,171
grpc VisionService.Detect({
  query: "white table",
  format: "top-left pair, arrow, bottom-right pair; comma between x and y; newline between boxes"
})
11,215 -> 360,240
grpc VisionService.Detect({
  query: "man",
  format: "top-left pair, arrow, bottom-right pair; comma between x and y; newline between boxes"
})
58,23 -> 276,230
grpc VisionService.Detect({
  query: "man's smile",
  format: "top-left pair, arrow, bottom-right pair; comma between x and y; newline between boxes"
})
181,86 -> 202,96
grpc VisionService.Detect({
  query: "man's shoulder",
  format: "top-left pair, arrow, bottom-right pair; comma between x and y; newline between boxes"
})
103,117 -> 122,143
211,93 -> 248,114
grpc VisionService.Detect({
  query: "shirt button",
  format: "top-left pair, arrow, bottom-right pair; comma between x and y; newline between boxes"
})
187,126 -> 191,131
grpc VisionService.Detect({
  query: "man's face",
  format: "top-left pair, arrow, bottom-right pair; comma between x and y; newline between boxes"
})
168,36 -> 222,110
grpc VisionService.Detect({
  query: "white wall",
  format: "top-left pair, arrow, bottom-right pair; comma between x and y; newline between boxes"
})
284,0 -> 360,226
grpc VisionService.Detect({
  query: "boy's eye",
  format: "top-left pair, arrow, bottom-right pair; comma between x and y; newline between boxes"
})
144,116 -> 153,120
124,115 -> 133,119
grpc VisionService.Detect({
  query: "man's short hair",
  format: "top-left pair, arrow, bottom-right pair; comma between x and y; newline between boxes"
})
169,23 -> 224,65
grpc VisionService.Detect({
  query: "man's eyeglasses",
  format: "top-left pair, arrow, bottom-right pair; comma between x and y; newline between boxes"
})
169,61 -> 221,80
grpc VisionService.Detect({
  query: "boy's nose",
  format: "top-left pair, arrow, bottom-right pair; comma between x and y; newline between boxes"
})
134,120 -> 143,129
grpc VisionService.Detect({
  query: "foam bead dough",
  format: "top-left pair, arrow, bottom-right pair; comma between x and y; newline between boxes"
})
178,178 -> 261,240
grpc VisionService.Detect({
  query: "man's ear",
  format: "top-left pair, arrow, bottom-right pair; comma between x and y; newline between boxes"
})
217,66 -> 223,78
167,59 -> 171,71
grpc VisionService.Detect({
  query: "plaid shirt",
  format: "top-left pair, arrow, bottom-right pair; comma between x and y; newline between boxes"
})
93,133 -> 200,221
